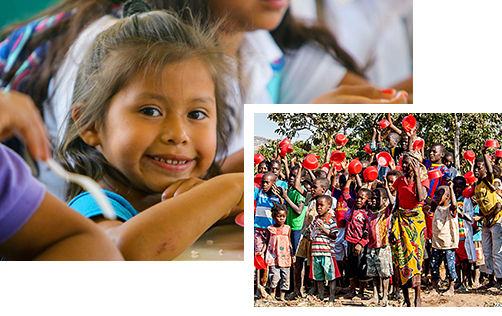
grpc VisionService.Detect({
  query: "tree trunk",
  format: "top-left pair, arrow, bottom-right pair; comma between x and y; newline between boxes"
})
453,113 -> 462,171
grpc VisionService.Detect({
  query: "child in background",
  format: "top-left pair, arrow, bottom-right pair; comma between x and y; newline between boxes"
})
57,11 -> 244,261
430,183 -> 458,296
283,164 -> 307,253
308,195 -> 340,302
474,146 -> 502,288
366,186 -> 394,306
258,204 -> 294,301
343,175 -> 372,299
0,90 -> 122,261
257,161 -> 269,174
444,152 -> 459,179
386,169 -> 403,204
270,159 -> 288,190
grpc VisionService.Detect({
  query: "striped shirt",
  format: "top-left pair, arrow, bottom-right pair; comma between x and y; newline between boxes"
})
342,188 -> 369,247
308,214 -> 337,257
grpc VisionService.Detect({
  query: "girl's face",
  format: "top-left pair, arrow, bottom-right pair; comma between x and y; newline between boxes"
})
371,190 -> 381,210
273,210 -> 287,225
90,58 -> 217,194
209,0 -> 290,32
270,162 -> 281,176
257,162 -> 268,173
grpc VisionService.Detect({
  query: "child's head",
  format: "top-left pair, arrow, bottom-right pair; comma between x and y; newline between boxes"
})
58,10 -> 233,200
257,161 -> 269,174
452,176 -> 466,198
289,164 -> 306,186
386,133 -> 401,149
494,179 -> 502,190
314,169 -> 327,179
474,156 -> 487,179
493,165 -> 501,179
434,185 -> 451,206
271,203 -> 288,226
386,170 -> 403,194
355,188 -> 372,209
371,187 -> 389,210
311,177 -> 330,198
400,134 -> 409,149
444,152 -> 454,168
261,172 -> 277,193
302,179 -> 312,192
269,159 -> 282,177
316,195 -> 332,216
428,143 -> 446,163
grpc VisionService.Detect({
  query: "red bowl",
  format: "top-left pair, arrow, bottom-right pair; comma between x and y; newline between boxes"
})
413,138 -> 424,151
334,134 -> 348,147
485,139 -> 500,148
376,152 -> 392,167
278,138 -> 291,148
379,119 -> 390,129
279,143 -> 294,157
496,150 -> 502,158
402,114 -> 416,132
363,166 -> 379,182
254,255 -> 266,270
321,163 -> 330,172
330,150 -> 346,164
334,163 -> 342,171
335,209 -> 349,224
428,169 -> 443,180
348,158 -> 362,175
463,186 -> 475,198
464,171 -> 477,184
364,143 -> 372,154
235,212 -> 244,227
254,153 -> 265,165
254,173 -> 263,188
303,154 -> 320,170
463,150 -> 475,162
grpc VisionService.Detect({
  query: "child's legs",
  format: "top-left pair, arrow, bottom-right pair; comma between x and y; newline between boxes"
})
430,248 -> 443,281
279,267 -> 291,293
268,266 -> 281,293
490,220 -> 502,279
482,226 -> 494,275
291,230 -> 302,254
443,249 -> 458,282
293,257 -> 305,293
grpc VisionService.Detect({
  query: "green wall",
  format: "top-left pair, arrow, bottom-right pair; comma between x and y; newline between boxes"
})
0,0 -> 59,30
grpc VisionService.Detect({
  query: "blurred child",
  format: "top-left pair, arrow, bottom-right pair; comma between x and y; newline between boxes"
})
257,160 -> 269,174
474,146 -> 502,287
430,183 -> 458,296
444,152 -> 459,179
366,186 -> 394,306
258,204 -> 295,301
343,175 -> 372,299
386,169 -> 403,204
58,11 -> 244,260
308,195 -> 340,302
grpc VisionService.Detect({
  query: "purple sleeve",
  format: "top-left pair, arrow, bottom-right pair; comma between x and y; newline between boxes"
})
0,145 -> 46,244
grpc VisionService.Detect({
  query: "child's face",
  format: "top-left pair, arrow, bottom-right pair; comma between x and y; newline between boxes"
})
474,161 -> 486,178
434,187 -> 450,205
355,191 -> 370,209
444,155 -> 454,168
269,162 -> 281,176
387,175 -> 398,193
310,180 -> 326,197
261,174 -> 276,192
87,58 -> 217,193
209,0 -> 289,32
257,162 -> 268,173
428,145 -> 444,163
273,210 -> 287,225
386,136 -> 398,148
371,190 -> 381,209
316,197 -> 330,216
452,179 -> 466,198
288,168 -> 299,186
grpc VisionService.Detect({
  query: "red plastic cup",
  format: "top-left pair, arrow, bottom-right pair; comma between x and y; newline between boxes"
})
464,171 -> 477,184
278,138 -> 291,148
303,154 -> 320,170
363,166 -> 379,182
254,173 -> 263,188
364,143 -> 372,154
428,169 -> 443,180
379,119 -> 390,129
348,159 -> 362,175
485,139 -> 500,148
254,255 -> 266,270
402,114 -> 416,132
463,150 -> 475,162
254,153 -> 265,166
413,138 -> 424,151
463,185 -> 475,198
334,134 -> 348,147
496,150 -> 502,158
330,150 -> 346,164
376,152 -> 392,167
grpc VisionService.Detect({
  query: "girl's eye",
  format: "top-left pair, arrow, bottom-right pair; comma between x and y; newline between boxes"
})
187,110 -> 208,120
140,107 -> 162,117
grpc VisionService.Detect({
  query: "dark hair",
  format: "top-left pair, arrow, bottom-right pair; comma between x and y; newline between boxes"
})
453,176 -> 466,186
493,165 -> 501,179
56,10 -> 233,201
386,132 -> 401,144
269,159 -> 281,167
374,187 -> 389,201
445,152 -> 454,159
475,156 -> 485,165
271,203 -> 288,217
263,172 -> 277,180
430,143 -> 446,154
302,179 -> 312,188
291,164 -> 307,177
358,188 -> 373,199
315,169 -> 327,178
316,194 -> 332,208
387,170 -> 403,178
314,177 -> 330,190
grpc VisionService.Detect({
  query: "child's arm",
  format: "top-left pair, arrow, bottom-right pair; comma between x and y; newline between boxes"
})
0,191 -> 124,260
384,177 -> 395,211
481,146 -> 495,182
343,176 -> 356,209
327,161 -> 336,184
294,163 -> 307,197
449,182 -> 457,216
387,113 -> 403,135
288,227 -> 295,264
282,186 -> 305,216
282,155 -> 290,181
90,173 -> 244,260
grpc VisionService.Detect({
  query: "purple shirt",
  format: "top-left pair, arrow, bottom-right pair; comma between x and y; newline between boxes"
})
0,144 -> 45,244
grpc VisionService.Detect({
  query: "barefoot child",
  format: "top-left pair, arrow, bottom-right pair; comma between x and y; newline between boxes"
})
430,183 -> 459,296
258,204 -> 295,301
308,195 -> 340,302
366,186 -> 394,306
57,11 -> 244,260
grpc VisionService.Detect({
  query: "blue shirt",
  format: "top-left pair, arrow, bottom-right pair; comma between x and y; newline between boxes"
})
254,187 -> 280,229
69,190 -> 139,222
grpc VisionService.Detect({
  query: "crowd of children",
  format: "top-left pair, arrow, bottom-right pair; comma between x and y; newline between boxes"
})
254,114 -> 502,307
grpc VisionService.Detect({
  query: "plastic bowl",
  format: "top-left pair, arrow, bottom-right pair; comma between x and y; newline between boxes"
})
402,114 -> 416,132
363,166 -> 378,182
496,150 -> 502,158
334,163 -> 342,171
254,173 -> 263,188
321,163 -> 330,173
379,119 -> 390,129
464,171 -> 477,184
376,152 -> 392,167
254,153 -> 265,166
330,150 -> 346,164
348,159 -> 362,175
334,134 -> 348,147
279,143 -> 294,157
254,255 -> 266,270
278,138 -> 291,148
485,139 -> 500,148
463,150 -> 475,162
303,154 -> 320,170
463,185 -> 475,198
428,169 -> 443,180
413,138 -> 424,151
364,143 -> 372,154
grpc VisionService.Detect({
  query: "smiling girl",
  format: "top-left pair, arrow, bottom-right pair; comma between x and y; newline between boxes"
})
56,10 -> 243,261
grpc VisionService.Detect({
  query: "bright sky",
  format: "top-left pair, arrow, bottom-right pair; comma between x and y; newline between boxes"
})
254,113 -> 312,141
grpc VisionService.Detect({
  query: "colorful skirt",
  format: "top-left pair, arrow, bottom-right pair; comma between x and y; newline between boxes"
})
390,203 -> 426,286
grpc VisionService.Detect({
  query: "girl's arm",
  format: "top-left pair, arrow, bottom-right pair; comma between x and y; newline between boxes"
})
449,182 -> 457,216
410,159 -> 427,202
91,173 -> 244,261
282,156 -> 290,181
294,163 -> 307,197
282,186 -> 305,216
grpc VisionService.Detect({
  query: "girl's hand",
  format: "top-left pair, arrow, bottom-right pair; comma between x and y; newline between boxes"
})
161,177 -> 206,201
409,158 -> 421,175
0,90 -> 51,160
309,85 -> 408,104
